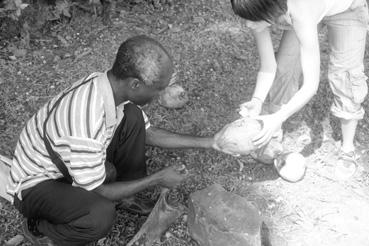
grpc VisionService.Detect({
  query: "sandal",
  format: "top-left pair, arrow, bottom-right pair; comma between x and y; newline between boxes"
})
334,150 -> 357,181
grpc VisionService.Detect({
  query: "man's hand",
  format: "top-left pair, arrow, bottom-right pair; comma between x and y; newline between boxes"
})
252,113 -> 284,148
155,165 -> 189,189
238,98 -> 263,117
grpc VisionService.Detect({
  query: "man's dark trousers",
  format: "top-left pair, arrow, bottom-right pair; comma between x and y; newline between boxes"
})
15,103 -> 147,246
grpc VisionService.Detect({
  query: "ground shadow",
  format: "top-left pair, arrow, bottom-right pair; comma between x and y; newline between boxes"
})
241,158 -> 281,183
283,80 -> 338,157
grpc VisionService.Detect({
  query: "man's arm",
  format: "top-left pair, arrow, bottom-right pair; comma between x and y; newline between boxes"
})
93,165 -> 186,201
146,126 -> 213,149
93,175 -> 159,201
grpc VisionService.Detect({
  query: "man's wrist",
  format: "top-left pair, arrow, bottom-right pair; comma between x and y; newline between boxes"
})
204,137 -> 215,149
148,172 -> 162,187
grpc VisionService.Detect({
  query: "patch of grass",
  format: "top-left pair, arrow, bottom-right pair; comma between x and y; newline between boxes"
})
1,0 -> 369,245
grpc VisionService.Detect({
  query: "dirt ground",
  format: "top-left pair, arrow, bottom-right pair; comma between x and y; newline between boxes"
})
1,0 -> 369,245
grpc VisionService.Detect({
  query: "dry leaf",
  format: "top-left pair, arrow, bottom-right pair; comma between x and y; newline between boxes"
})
5,235 -> 24,246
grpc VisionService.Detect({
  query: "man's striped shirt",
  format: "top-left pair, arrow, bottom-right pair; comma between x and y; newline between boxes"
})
6,72 -> 150,203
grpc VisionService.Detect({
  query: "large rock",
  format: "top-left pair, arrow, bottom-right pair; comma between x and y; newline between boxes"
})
188,184 -> 263,246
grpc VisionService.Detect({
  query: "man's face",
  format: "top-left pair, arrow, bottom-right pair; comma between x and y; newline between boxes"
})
129,61 -> 173,106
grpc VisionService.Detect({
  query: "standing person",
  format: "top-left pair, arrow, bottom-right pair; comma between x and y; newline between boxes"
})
6,35 -> 220,246
231,0 -> 368,180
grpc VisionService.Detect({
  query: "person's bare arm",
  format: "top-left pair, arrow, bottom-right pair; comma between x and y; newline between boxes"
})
145,126 -> 214,149
93,175 -> 158,201
251,28 -> 278,101
239,27 -> 277,117
274,18 -> 320,121
93,165 -> 186,201
253,14 -> 321,147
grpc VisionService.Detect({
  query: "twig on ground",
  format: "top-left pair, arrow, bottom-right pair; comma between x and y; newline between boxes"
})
74,48 -> 92,62
236,159 -> 244,172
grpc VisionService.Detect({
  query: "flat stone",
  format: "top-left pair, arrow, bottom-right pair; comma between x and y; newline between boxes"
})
188,184 -> 263,246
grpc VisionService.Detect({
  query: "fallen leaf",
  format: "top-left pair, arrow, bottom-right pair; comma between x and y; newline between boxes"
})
193,16 -> 205,24
5,235 -> 24,246
57,35 -> 70,47
170,27 -> 181,33
12,48 -> 27,57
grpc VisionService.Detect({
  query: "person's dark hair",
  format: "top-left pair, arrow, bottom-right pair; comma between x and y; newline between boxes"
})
231,0 -> 287,23
111,35 -> 172,85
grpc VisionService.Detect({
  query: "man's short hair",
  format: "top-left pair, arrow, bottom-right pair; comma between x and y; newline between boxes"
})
111,35 -> 172,86
231,0 -> 287,23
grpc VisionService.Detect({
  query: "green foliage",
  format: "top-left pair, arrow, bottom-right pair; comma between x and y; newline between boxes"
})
0,0 -> 74,45
128,0 -> 175,9
50,0 -> 72,20
0,0 -> 28,20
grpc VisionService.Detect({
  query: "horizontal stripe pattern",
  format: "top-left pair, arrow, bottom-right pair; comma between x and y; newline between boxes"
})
7,72 -> 151,201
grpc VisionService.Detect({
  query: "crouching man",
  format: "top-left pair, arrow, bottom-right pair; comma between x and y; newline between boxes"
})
6,35 -> 219,246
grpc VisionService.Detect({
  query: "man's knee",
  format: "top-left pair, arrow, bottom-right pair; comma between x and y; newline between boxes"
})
88,199 -> 116,238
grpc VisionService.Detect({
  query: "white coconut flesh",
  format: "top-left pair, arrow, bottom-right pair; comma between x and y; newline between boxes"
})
275,152 -> 306,182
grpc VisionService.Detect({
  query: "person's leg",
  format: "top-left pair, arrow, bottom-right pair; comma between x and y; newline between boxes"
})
340,119 -> 359,152
263,29 -> 302,114
106,103 -> 147,181
18,179 -> 116,246
324,2 -> 369,179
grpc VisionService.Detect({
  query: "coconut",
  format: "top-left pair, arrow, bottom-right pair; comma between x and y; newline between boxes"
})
274,152 -> 306,182
158,84 -> 188,109
215,118 -> 262,156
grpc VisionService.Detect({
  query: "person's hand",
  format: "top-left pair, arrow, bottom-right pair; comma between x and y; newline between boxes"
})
238,98 -> 263,117
252,113 -> 284,148
156,165 -> 189,189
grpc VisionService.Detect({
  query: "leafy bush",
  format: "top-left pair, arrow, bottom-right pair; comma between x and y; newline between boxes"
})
0,0 -> 178,46
127,0 -> 176,9
0,0 -> 74,46
0,0 -> 28,20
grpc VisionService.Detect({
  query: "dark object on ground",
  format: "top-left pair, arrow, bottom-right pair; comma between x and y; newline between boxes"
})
22,218 -> 57,246
127,188 -> 186,246
187,183 -> 264,246
99,0 -> 113,25
116,196 -> 156,216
